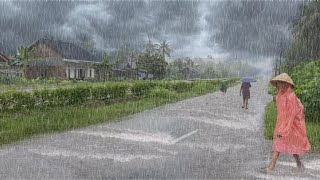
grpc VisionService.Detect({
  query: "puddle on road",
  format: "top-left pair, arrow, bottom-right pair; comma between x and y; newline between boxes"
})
73,130 -> 174,144
185,116 -> 260,131
28,148 -> 163,163
179,142 -> 246,152
278,160 -> 320,171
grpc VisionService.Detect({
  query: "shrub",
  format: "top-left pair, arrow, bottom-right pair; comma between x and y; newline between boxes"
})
130,81 -> 158,96
147,87 -> 176,99
291,60 -> 320,122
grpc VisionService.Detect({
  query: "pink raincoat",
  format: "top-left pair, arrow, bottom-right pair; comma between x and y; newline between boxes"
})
273,87 -> 310,154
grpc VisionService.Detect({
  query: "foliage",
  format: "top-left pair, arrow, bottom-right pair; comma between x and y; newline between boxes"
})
264,101 -> 278,140
0,79 -> 238,113
147,87 -> 176,99
159,40 -> 172,59
290,60 -> 320,122
130,81 -> 158,96
286,1 -> 320,68
94,52 -> 112,81
137,52 -> 168,80
17,46 -> 35,76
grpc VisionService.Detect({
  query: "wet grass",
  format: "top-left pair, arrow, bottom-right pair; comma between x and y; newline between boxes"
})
264,101 -> 320,153
0,82 -> 235,146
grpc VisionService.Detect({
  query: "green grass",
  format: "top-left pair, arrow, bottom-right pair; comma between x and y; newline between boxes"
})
0,81 -> 232,146
264,101 -> 320,152
264,101 -> 277,140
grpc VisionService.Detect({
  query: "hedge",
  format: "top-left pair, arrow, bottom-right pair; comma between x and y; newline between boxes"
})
0,79 -> 237,113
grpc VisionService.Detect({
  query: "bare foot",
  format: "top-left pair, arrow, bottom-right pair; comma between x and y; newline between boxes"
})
266,167 -> 275,174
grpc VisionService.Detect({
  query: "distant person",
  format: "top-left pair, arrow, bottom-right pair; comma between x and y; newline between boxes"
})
220,80 -> 228,95
240,82 -> 251,109
265,73 -> 310,173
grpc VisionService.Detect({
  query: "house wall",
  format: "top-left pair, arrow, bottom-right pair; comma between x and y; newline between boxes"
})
25,66 -> 65,79
65,63 -> 95,80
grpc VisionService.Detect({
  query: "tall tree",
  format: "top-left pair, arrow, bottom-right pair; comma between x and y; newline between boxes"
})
137,52 -> 167,80
145,40 -> 159,56
286,1 -> 320,69
95,52 -> 111,81
159,40 -> 172,59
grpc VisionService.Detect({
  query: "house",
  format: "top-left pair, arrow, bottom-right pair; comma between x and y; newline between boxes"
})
27,38 -> 100,80
182,67 -> 199,80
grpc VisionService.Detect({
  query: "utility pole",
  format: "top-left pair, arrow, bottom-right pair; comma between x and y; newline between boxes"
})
279,50 -> 282,75
275,61 -> 278,76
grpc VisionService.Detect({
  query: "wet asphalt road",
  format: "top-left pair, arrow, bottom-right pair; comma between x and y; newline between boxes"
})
0,80 -> 319,179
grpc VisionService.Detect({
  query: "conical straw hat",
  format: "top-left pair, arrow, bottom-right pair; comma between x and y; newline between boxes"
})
270,73 -> 295,87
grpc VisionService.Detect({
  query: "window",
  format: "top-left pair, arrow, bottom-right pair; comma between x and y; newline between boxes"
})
89,69 -> 92,78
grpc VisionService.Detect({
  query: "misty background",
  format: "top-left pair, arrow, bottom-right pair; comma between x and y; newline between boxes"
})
0,0 -> 303,70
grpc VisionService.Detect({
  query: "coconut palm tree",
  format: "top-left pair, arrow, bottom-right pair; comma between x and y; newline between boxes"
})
159,40 -> 172,60
145,39 -> 159,56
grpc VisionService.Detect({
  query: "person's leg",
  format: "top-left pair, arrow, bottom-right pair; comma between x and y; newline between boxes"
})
268,151 -> 280,170
242,96 -> 245,108
245,97 -> 249,109
293,154 -> 303,168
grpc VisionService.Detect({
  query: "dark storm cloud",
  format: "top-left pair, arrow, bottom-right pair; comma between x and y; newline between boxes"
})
207,1 -> 301,57
0,0 -> 300,59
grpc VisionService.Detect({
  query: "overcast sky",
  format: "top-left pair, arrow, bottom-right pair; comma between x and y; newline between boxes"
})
0,0 -> 302,61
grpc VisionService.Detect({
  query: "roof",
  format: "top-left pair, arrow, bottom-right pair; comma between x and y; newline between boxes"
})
0,52 -> 9,62
183,67 -> 199,74
29,38 -> 100,62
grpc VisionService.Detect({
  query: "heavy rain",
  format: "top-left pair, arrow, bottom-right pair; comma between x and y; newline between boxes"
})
0,0 -> 319,179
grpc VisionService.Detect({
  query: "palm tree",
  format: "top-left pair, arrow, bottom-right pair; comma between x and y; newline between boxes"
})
145,40 -> 159,56
159,40 -> 172,60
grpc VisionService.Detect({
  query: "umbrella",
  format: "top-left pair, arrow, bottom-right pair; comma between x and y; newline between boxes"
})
240,77 -> 256,83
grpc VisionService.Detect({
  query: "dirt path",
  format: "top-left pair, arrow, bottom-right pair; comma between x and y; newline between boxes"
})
0,80 -> 319,179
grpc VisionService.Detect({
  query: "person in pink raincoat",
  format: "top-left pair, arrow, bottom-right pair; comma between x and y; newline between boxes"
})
266,73 -> 310,173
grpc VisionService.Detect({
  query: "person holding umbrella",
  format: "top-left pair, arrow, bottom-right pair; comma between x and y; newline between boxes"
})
240,77 -> 256,109
266,73 -> 310,173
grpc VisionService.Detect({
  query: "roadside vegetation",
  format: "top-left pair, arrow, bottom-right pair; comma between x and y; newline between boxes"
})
0,78 -> 238,146
264,2 -> 320,152
264,60 -> 320,152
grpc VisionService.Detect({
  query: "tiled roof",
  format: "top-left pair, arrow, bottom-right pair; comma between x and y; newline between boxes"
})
30,38 -> 100,62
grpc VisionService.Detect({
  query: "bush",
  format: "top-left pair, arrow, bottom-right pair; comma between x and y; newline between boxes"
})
130,81 -> 158,96
291,60 -> 320,122
147,87 -> 176,99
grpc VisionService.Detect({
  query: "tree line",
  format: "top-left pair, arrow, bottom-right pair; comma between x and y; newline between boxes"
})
285,1 -> 320,70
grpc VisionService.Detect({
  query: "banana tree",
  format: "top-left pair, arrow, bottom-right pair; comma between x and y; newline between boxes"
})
17,46 -> 34,77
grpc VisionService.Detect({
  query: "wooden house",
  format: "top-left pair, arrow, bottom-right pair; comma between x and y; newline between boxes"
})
27,38 -> 100,80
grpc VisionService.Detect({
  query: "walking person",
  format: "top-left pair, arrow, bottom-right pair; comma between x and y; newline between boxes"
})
240,82 -> 251,109
220,79 -> 228,95
266,73 -> 310,173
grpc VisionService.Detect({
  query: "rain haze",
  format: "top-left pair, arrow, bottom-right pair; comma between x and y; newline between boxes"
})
1,0 -> 319,179
0,1 -> 301,72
